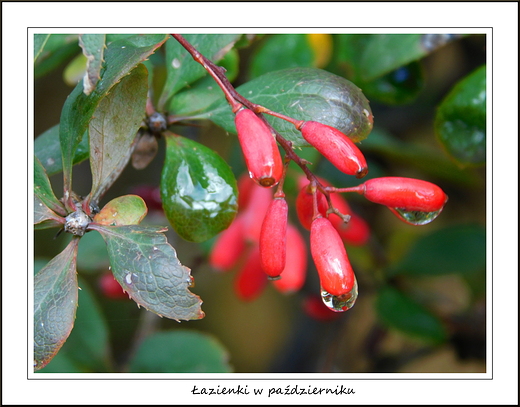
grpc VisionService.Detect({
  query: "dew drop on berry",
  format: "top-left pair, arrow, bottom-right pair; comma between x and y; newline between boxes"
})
388,207 -> 445,225
320,278 -> 358,312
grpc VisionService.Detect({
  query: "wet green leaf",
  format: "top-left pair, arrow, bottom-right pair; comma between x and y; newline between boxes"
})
34,238 -> 80,370
34,124 -> 89,176
78,34 -> 106,95
93,195 -> 148,227
160,133 -> 238,243
37,278 -> 112,373
88,64 -> 148,203
376,285 -> 447,344
200,67 -> 373,146
435,65 -> 486,166
91,224 -> 204,321
167,48 -> 240,117
128,330 -> 232,373
59,34 -> 168,197
249,34 -> 315,79
34,34 -> 80,78
158,34 -> 242,110
34,156 -> 65,215
387,224 -> 486,277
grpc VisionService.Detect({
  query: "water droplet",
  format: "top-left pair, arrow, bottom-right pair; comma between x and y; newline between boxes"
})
388,207 -> 444,225
125,273 -> 133,284
153,246 -> 158,251
121,46 -> 126,49
321,279 -> 358,312
172,58 -> 181,68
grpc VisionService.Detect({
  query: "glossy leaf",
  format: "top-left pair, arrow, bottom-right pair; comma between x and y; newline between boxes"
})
91,224 -> 204,321
376,286 -> 447,344
200,67 -> 373,146
128,330 -> 232,373
34,237 -> 80,370
34,156 -> 65,215
37,278 -> 112,373
387,224 -> 486,277
93,195 -> 148,226
158,34 -> 242,110
34,34 -> 80,78
167,48 -> 240,117
34,124 -> 89,176
59,34 -> 168,198
88,63 -> 148,203
435,65 -> 486,166
78,34 -> 106,95
160,133 -> 238,242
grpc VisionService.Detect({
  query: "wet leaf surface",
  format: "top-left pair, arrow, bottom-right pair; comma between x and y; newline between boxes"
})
161,133 -> 238,242
78,34 -> 106,95
34,238 -> 79,370
93,195 -> 148,226
200,67 -> 373,146
91,224 -> 204,321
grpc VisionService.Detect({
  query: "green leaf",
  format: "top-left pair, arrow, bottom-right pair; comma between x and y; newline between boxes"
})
376,285 -> 447,344
91,224 -> 204,321
435,65 -> 486,166
34,34 -> 50,61
128,330 -> 232,373
200,67 -> 374,146
93,195 -> 148,226
88,64 -> 148,203
387,224 -> 486,277
34,156 -> 65,215
34,124 -> 89,176
59,34 -> 168,198
37,278 -> 112,373
78,34 -> 106,95
34,195 -> 63,230
160,133 -> 238,243
334,34 -> 462,82
167,48 -> 240,117
360,127 -> 482,187
34,237 -> 80,370
158,34 -> 241,110
249,34 -> 315,79
34,34 -> 80,78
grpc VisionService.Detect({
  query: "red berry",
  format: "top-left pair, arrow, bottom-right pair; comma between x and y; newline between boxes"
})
295,183 -> 328,230
361,177 -> 448,212
99,272 -> 128,300
234,246 -> 268,301
299,121 -> 368,178
310,217 -> 356,296
235,108 -> 283,187
209,214 -> 246,272
259,197 -> 288,278
272,224 -> 307,294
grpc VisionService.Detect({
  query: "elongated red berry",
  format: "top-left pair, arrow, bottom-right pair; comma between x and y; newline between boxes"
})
295,183 -> 328,230
260,197 -> 288,278
361,177 -> 448,212
310,216 -> 356,296
209,214 -> 246,272
299,121 -> 368,178
234,246 -> 268,301
272,224 -> 307,294
235,108 -> 283,187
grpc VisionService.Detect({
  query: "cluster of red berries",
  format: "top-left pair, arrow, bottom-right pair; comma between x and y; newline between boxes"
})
209,108 -> 448,312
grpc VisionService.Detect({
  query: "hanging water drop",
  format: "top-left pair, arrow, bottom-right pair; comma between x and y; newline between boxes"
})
388,207 -> 444,225
321,279 -> 358,312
